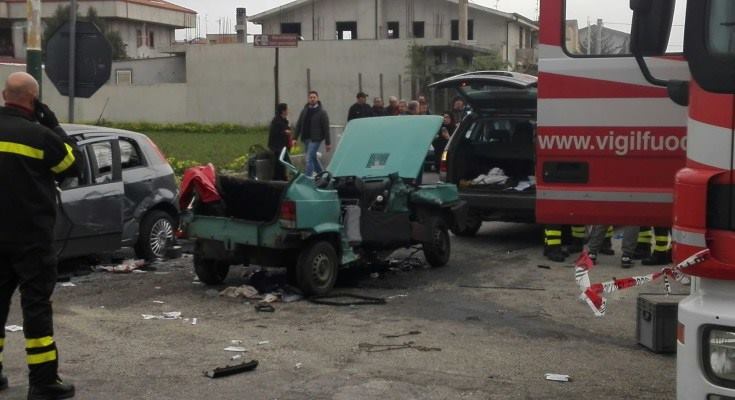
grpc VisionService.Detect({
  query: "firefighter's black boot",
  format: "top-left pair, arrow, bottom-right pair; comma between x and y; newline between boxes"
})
27,377 -> 75,400
600,237 -> 615,255
642,250 -> 672,266
633,243 -> 651,260
0,373 -> 7,391
545,247 -> 567,262
621,255 -> 634,269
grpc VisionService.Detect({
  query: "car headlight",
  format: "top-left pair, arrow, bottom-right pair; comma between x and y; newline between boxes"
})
705,326 -> 735,389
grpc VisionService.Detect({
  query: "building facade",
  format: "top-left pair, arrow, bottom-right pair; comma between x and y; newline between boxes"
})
250,0 -> 538,71
0,0 -> 196,60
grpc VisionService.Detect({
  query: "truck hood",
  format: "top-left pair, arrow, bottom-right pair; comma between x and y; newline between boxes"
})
328,116 -> 443,179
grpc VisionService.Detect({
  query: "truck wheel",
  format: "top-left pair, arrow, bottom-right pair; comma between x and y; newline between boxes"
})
135,210 -> 176,260
423,216 -> 451,267
451,213 -> 482,237
194,254 -> 230,285
296,241 -> 338,296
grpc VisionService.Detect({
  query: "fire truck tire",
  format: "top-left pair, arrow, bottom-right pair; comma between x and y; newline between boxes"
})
296,241 -> 338,296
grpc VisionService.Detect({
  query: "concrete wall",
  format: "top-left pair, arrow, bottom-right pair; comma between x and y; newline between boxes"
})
0,40 -> 415,126
111,56 -> 185,85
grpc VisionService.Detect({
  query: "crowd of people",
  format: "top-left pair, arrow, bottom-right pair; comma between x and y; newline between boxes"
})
268,90 -> 467,179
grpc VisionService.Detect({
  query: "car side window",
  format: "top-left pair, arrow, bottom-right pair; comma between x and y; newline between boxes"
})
59,150 -> 91,190
120,139 -> 144,170
89,142 -> 114,184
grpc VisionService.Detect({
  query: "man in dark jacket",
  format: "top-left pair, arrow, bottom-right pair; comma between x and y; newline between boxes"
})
0,72 -> 80,399
371,97 -> 386,117
268,103 -> 291,181
295,91 -> 331,177
347,92 -> 373,121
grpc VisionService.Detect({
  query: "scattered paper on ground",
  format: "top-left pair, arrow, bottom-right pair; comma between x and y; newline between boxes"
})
97,259 -> 147,273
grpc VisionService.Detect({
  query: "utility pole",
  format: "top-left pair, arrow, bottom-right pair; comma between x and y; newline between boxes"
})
68,0 -> 77,122
26,0 -> 42,97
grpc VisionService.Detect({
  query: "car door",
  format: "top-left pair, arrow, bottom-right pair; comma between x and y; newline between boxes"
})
54,137 -> 124,259
535,0 -> 689,226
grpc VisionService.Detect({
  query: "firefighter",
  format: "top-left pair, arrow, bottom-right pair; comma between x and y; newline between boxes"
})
543,225 -> 566,262
642,227 -> 672,265
600,226 -> 615,255
635,226 -> 653,259
567,225 -> 586,253
0,72 -> 80,399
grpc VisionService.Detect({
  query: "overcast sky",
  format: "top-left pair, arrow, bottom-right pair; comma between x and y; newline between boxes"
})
171,0 -> 685,48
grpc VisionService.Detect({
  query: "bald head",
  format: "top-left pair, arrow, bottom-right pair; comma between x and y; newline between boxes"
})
4,72 -> 39,109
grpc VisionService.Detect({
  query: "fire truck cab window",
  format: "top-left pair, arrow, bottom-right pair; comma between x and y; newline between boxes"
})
708,0 -> 735,56
564,0 -> 686,56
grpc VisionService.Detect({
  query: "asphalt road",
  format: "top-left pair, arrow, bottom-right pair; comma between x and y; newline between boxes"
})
1,222 -> 682,400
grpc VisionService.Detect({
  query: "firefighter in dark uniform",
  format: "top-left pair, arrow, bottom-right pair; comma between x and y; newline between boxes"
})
0,72 -> 80,399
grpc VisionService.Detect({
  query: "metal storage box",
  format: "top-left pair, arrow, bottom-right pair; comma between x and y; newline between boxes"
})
636,294 -> 685,353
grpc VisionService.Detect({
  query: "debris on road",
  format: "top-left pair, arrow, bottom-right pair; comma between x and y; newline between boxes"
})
220,285 -> 259,299
295,362 -> 303,369
545,373 -> 571,382
282,293 -> 303,303
262,293 -> 279,303
459,284 -> 545,291
231,340 -> 243,345
230,354 -> 242,361
96,259 -> 147,273
382,331 -> 421,338
257,341 -> 269,345
254,303 -> 275,313
152,300 -> 165,304
223,346 -> 247,352
358,341 -> 441,353
59,282 -> 76,287
191,318 -> 198,325
141,311 -> 182,320
308,293 -> 387,306
5,325 -> 23,332
537,265 -> 552,270
204,360 -> 258,379
386,294 -> 408,300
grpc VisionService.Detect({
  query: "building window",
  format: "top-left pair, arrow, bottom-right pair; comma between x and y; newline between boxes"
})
136,29 -> 143,47
451,20 -> 474,41
148,31 -> 155,48
387,21 -> 399,39
336,21 -> 357,40
281,22 -> 301,36
412,21 -> 425,38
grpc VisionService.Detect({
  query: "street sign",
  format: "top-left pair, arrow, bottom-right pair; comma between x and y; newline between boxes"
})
253,34 -> 299,48
46,21 -> 112,98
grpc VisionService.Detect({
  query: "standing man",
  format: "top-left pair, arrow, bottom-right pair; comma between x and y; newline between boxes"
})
451,97 -> 466,125
0,72 -> 79,399
371,97 -> 386,117
268,103 -> 291,181
385,96 -> 400,116
417,95 -> 431,115
405,100 -> 419,116
347,91 -> 373,121
295,90 -> 331,177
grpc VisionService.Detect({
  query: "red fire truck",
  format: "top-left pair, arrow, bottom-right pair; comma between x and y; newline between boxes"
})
539,0 -> 734,398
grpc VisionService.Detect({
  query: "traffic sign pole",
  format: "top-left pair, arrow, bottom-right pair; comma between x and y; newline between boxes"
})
68,0 -> 77,122
274,47 -> 279,113
26,0 -> 42,98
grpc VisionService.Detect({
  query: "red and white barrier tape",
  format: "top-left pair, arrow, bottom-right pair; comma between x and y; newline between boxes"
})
575,249 -> 709,317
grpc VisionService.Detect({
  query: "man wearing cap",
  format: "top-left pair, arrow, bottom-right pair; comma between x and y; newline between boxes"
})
347,91 -> 373,122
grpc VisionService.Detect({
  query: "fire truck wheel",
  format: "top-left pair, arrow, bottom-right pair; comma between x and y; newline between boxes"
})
296,241 -> 338,296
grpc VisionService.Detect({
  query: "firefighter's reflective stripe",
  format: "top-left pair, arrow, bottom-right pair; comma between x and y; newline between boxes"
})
0,140 -> 44,160
26,350 -> 57,365
638,227 -> 653,244
50,143 -> 75,174
654,237 -> 670,251
545,229 -> 562,246
0,337 -> 4,363
25,336 -> 57,365
26,336 -> 54,348
672,229 -> 706,247
537,190 -> 673,203
571,226 -> 586,239
606,226 -> 613,239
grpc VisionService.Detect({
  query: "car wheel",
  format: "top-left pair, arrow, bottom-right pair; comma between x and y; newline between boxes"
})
135,210 -> 175,260
296,241 -> 338,296
193,253 -> 230,285
451,213 -> 482,237
423,216 -> 451,267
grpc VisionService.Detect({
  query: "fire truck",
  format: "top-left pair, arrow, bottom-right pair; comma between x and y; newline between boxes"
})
538,0 -> 734,398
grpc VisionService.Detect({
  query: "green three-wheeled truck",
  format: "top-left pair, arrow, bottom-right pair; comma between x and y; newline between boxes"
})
181,116 -> 467,295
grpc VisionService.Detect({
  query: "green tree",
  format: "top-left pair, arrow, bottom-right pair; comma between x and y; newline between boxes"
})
406,42 -> 430,98
43,5 -> 128,60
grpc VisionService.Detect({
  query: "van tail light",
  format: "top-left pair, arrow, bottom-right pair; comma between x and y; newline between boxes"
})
440,151 -> 448,173
147,137 -> 168,163
677,322 -> 685,344
279,200 -> 297,228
